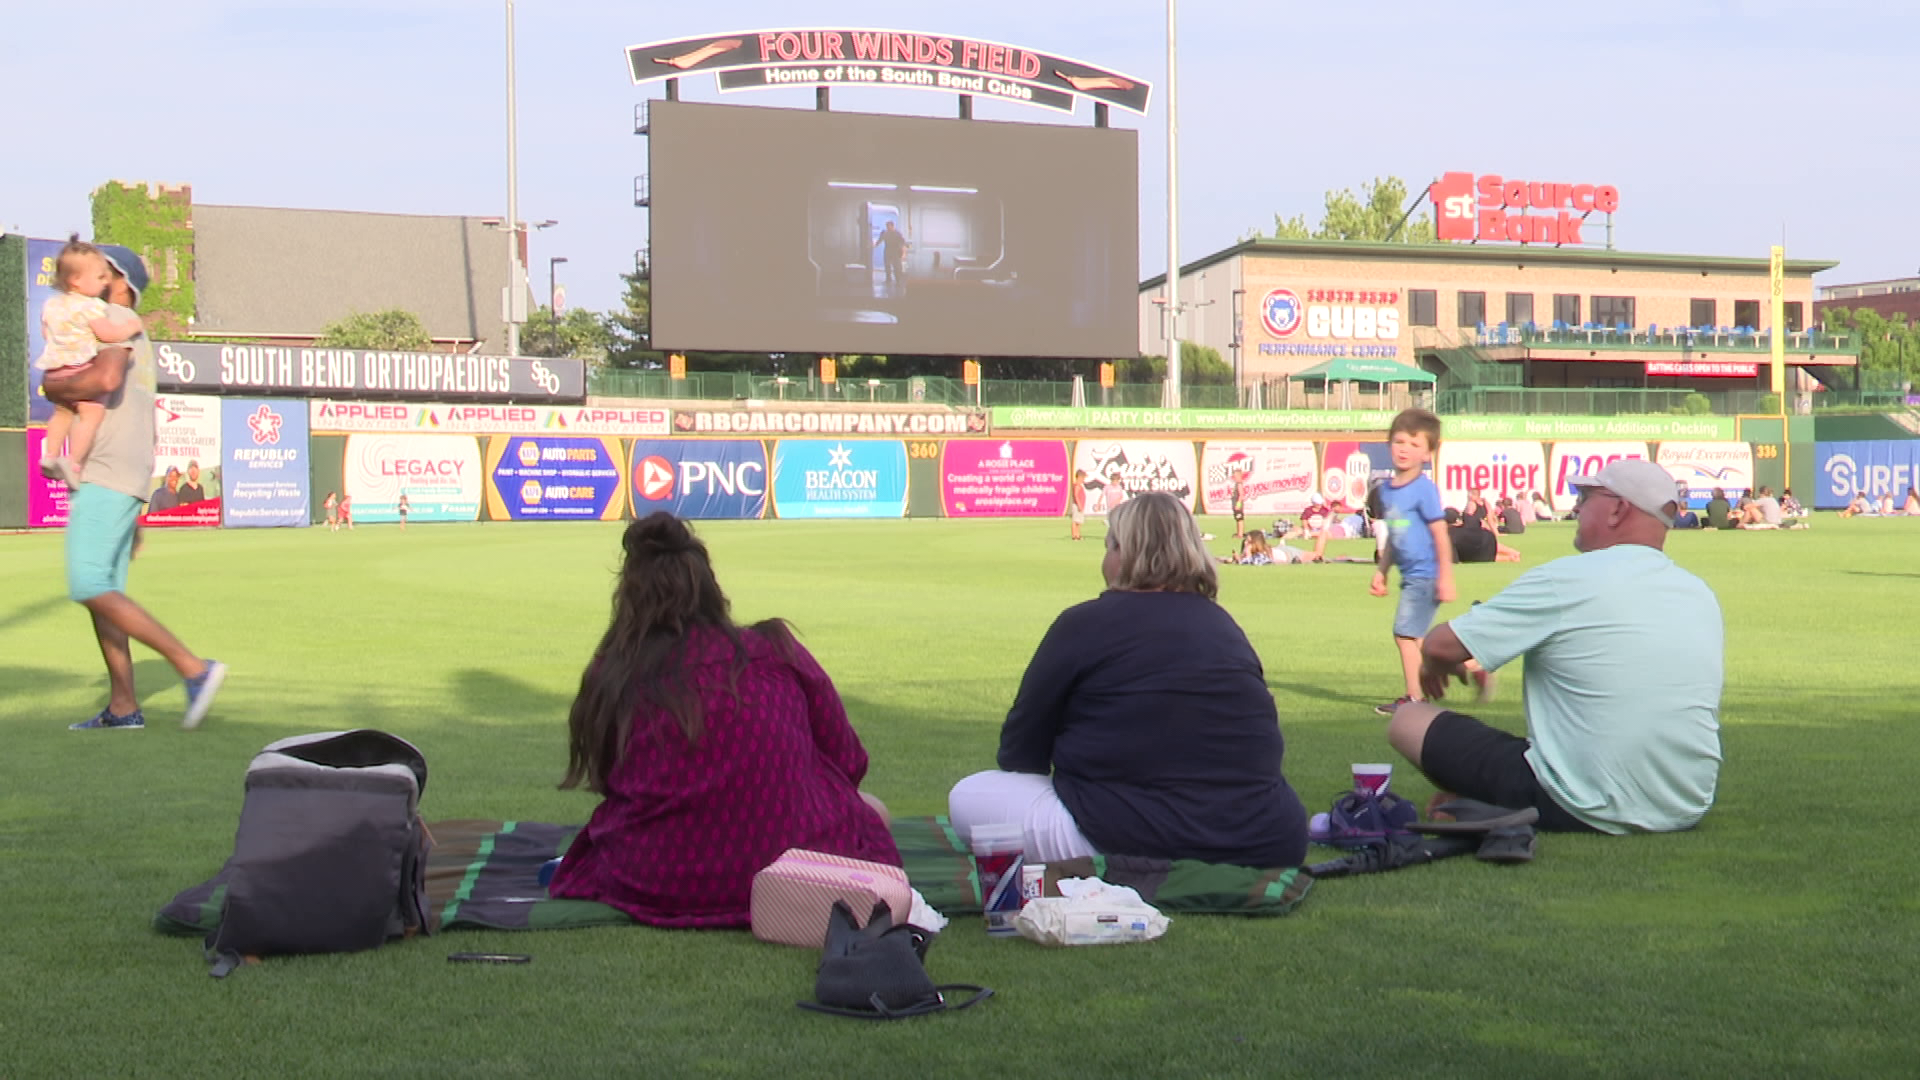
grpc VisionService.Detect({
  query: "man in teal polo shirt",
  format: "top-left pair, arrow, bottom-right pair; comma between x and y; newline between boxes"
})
1384,458 -> 1724,834
45,246 -> 226,731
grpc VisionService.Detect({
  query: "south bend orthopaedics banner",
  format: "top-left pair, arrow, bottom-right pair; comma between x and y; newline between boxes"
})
221,399 -> 309,528
484,436 -> 628,521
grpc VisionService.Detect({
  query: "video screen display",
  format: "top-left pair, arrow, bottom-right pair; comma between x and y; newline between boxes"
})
649,101 -> 1138,359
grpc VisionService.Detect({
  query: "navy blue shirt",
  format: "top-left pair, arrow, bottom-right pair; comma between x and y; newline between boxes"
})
997,590 -> 1308,868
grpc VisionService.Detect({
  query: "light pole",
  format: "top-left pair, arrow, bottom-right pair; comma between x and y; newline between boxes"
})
549,256 -> 568,315
504,0 -> 521,356
1163,0 -> 1181,408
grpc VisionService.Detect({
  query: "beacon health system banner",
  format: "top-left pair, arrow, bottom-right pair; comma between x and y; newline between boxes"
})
310,401 -> 669,436
1546,442 -> 1650,514
1435,441 -> 1548,510
1199,441 -> 1316,516
343,434 -> 482,522
630,439 -> 769,520
1814,441 -> 1920,509
484,436 -> 628,521
1658,441 -> 1754,505
221,400 -> 309,528
772,440 -> 909,518
1071,440 -> 1198,515
939,439 -> 1069,517
142,394 -> 224,528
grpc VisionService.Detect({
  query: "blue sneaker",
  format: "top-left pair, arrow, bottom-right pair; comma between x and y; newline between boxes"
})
70,708 -> 146,731
182,660 -> 227,730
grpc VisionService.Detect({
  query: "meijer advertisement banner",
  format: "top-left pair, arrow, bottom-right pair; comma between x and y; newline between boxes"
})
629,439 -> 768,520
484,436 -> 627,521
1199,441 -> 1317,516
1435,441 -> 1547,510
939,439 -> 1069,517
1659,441 -> 1754,505
221,400 -> 309,528
142,395 -> 224,528
1547,442 -> 1650,513
1815,441 -> 1920,509
1072,440 -> 1198,515
343,434 -> 482,522
772,440 -> 909,519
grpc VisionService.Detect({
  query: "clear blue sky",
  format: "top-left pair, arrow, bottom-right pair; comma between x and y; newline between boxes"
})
6,1 -> 1915,316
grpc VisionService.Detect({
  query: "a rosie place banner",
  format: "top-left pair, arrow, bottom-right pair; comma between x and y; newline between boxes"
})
221,400 -> 309,528
939,439 -> 1069,517
343,434 -> 482,522
484,436 -> 628,521
772,440 -> 908,518
1815,441 -> 1920,509
630,439 -> 768,520
26,429 -> 68,527
1199,441 -> 1316,516
1072,440 -> 1197,515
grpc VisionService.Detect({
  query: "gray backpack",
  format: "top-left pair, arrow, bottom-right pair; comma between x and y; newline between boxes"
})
170,730 -> 432,977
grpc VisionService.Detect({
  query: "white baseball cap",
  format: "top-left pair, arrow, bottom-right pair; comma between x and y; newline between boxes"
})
1567,459 -> 1678,527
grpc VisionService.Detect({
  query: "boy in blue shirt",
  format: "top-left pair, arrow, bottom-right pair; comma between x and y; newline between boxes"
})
1369,410 -> 1459,714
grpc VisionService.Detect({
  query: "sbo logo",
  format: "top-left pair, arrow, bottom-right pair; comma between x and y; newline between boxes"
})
156,344 -> 196,382
529,361 -> 561,394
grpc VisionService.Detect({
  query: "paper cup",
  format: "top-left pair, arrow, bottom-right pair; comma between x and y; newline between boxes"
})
1352,763 -> 1393,796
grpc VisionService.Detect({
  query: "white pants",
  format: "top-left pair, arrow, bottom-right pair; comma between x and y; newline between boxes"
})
946,771 -> 1100,863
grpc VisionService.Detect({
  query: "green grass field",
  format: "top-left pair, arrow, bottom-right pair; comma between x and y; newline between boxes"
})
1,515 -> 1914,1078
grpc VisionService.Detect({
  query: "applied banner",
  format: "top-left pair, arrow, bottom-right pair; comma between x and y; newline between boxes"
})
630,439 -> 768,520
309,401 -> 670,436
343,434 -> 482,522
1815,441 -> 1920,509
1546,442 -> 1650,514
221,399 -> 309,528
1072,440 -> 1198,515
1199,441 -> 1317,516
939,439 -> 1069,517
1436,441 -> 1548,510
25,238 -> 62,423
142,394 -> 223,528
1659,441 -> 1754,505
771,440 -> 909,519
484,436 -> 628,521
25,429 -> 68,527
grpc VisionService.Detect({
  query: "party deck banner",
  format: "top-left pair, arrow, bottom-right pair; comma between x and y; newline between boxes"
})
221,399 -> 309,528
771,440 -> 908,518
484,436 -> 627,521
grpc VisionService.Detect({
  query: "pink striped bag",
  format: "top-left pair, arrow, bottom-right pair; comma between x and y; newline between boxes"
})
750,849 -> 912,948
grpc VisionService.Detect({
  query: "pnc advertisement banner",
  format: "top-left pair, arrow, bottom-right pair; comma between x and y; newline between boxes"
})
221,400 -> 310,528
1814,441 -> 1920,509
772,440 -> 909,519
25,429 -> 68,527
939,439 -> 1069,517
1658,441 -> 1754,504
629,439 -> 769,520
1072,440 -> 1198,515
484,436 -> 628,521
1436,441 -> 1548,510
1199,441 -> 1318,516
342,434 -> 482,523
142,395 -> 224,528
1546,442 -> 1650,514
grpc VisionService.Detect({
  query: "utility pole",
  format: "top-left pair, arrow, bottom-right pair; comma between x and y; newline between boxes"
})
504,0 -> 523,357
1163,0 -> 1181,408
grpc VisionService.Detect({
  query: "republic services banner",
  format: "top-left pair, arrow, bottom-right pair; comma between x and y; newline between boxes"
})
939,439 -> 1069,517
221,399 -> 309,528
343,433 -> 482,523
630,439 -> 768,520
484,436 -> 628,521
1815,441 -> 1920,509
771,440 -> 908,519
142,394 -> 224,528
1071,440 -> 1198,515
1435,441 -> 1548,510
1199,441 -> 1316,516
1658,441 -> 1754,505
1546,442 -> 1650,513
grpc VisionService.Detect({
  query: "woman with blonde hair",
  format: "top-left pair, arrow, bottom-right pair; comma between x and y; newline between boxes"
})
948,493 -> 1309,867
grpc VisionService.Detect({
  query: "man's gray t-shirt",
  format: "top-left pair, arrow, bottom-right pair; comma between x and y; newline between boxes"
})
82,307 -> 157,502
1753,496 -> 1783,526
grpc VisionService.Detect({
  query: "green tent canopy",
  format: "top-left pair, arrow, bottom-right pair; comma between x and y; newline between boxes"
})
1285,358 -> 1436,384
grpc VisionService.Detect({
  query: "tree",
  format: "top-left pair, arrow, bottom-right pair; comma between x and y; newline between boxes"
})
603,269 -> 660,369
522,305 -> 611,364
1264,176 -> 1437,243
315,309 -> 431,349
1823,306 -> 1919,385
1123,342 -> 1234,385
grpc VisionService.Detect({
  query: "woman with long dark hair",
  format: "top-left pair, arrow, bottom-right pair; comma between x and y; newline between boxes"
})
548,513 -> 898,926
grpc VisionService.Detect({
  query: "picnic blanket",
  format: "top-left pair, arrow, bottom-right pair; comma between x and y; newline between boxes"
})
155,815 -> 1310,936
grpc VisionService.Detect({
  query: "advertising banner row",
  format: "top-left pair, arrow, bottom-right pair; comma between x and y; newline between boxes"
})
23,421 -> 1764,527
1814,441 -> 1920,508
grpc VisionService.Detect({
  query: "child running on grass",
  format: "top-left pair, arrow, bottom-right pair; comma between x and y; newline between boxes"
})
1368,409 -> 1475,714
37,237 -> 145,487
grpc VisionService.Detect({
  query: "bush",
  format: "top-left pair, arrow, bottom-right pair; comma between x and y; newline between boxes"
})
1684,393 -> 1713,415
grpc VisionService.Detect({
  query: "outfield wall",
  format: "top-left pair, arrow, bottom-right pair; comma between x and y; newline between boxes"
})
12,401 -> 1816,529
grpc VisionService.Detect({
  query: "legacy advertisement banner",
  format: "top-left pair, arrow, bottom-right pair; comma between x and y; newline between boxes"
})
1436,441 -> 1549,510
26,429 -> 68,527
771,440 -> 909,519
1199,441 -> 1317,516
939,439 -> 1069,517
221,400 -> 309,528
484,436 -> 628,521
1072,440 -> 1198,515
309,401 -> 669,436
343,434 -> 482,522
26,238 -> 62,423
1659,441 -> 1754,505
143,394 -> 223,528
1815,441 -> 1920,509
1546,442 -> 1650,513
154,343 -> 585,401
630,439 -> 769,520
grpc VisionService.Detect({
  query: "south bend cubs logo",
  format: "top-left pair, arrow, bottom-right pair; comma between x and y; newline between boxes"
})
1261,288 -> 1302,338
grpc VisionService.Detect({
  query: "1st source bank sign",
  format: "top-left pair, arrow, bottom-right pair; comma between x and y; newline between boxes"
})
629,440 -> 767,519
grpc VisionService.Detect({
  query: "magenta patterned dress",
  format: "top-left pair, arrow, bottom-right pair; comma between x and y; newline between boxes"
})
549,627 -> 900,927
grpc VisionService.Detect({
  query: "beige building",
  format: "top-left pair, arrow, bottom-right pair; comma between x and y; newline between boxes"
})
1141,238 -> 1856,410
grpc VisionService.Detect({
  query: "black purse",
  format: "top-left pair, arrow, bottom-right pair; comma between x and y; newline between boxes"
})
796,901 -> 993,1020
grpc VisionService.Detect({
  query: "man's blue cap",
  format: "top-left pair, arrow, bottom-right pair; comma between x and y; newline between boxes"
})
96,244 -> 150,305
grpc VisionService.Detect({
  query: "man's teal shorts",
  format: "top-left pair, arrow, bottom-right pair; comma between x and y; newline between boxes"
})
66,485 -> 142,602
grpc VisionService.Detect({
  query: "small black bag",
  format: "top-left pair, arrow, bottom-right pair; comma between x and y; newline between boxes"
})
797,901 -> 992,1020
